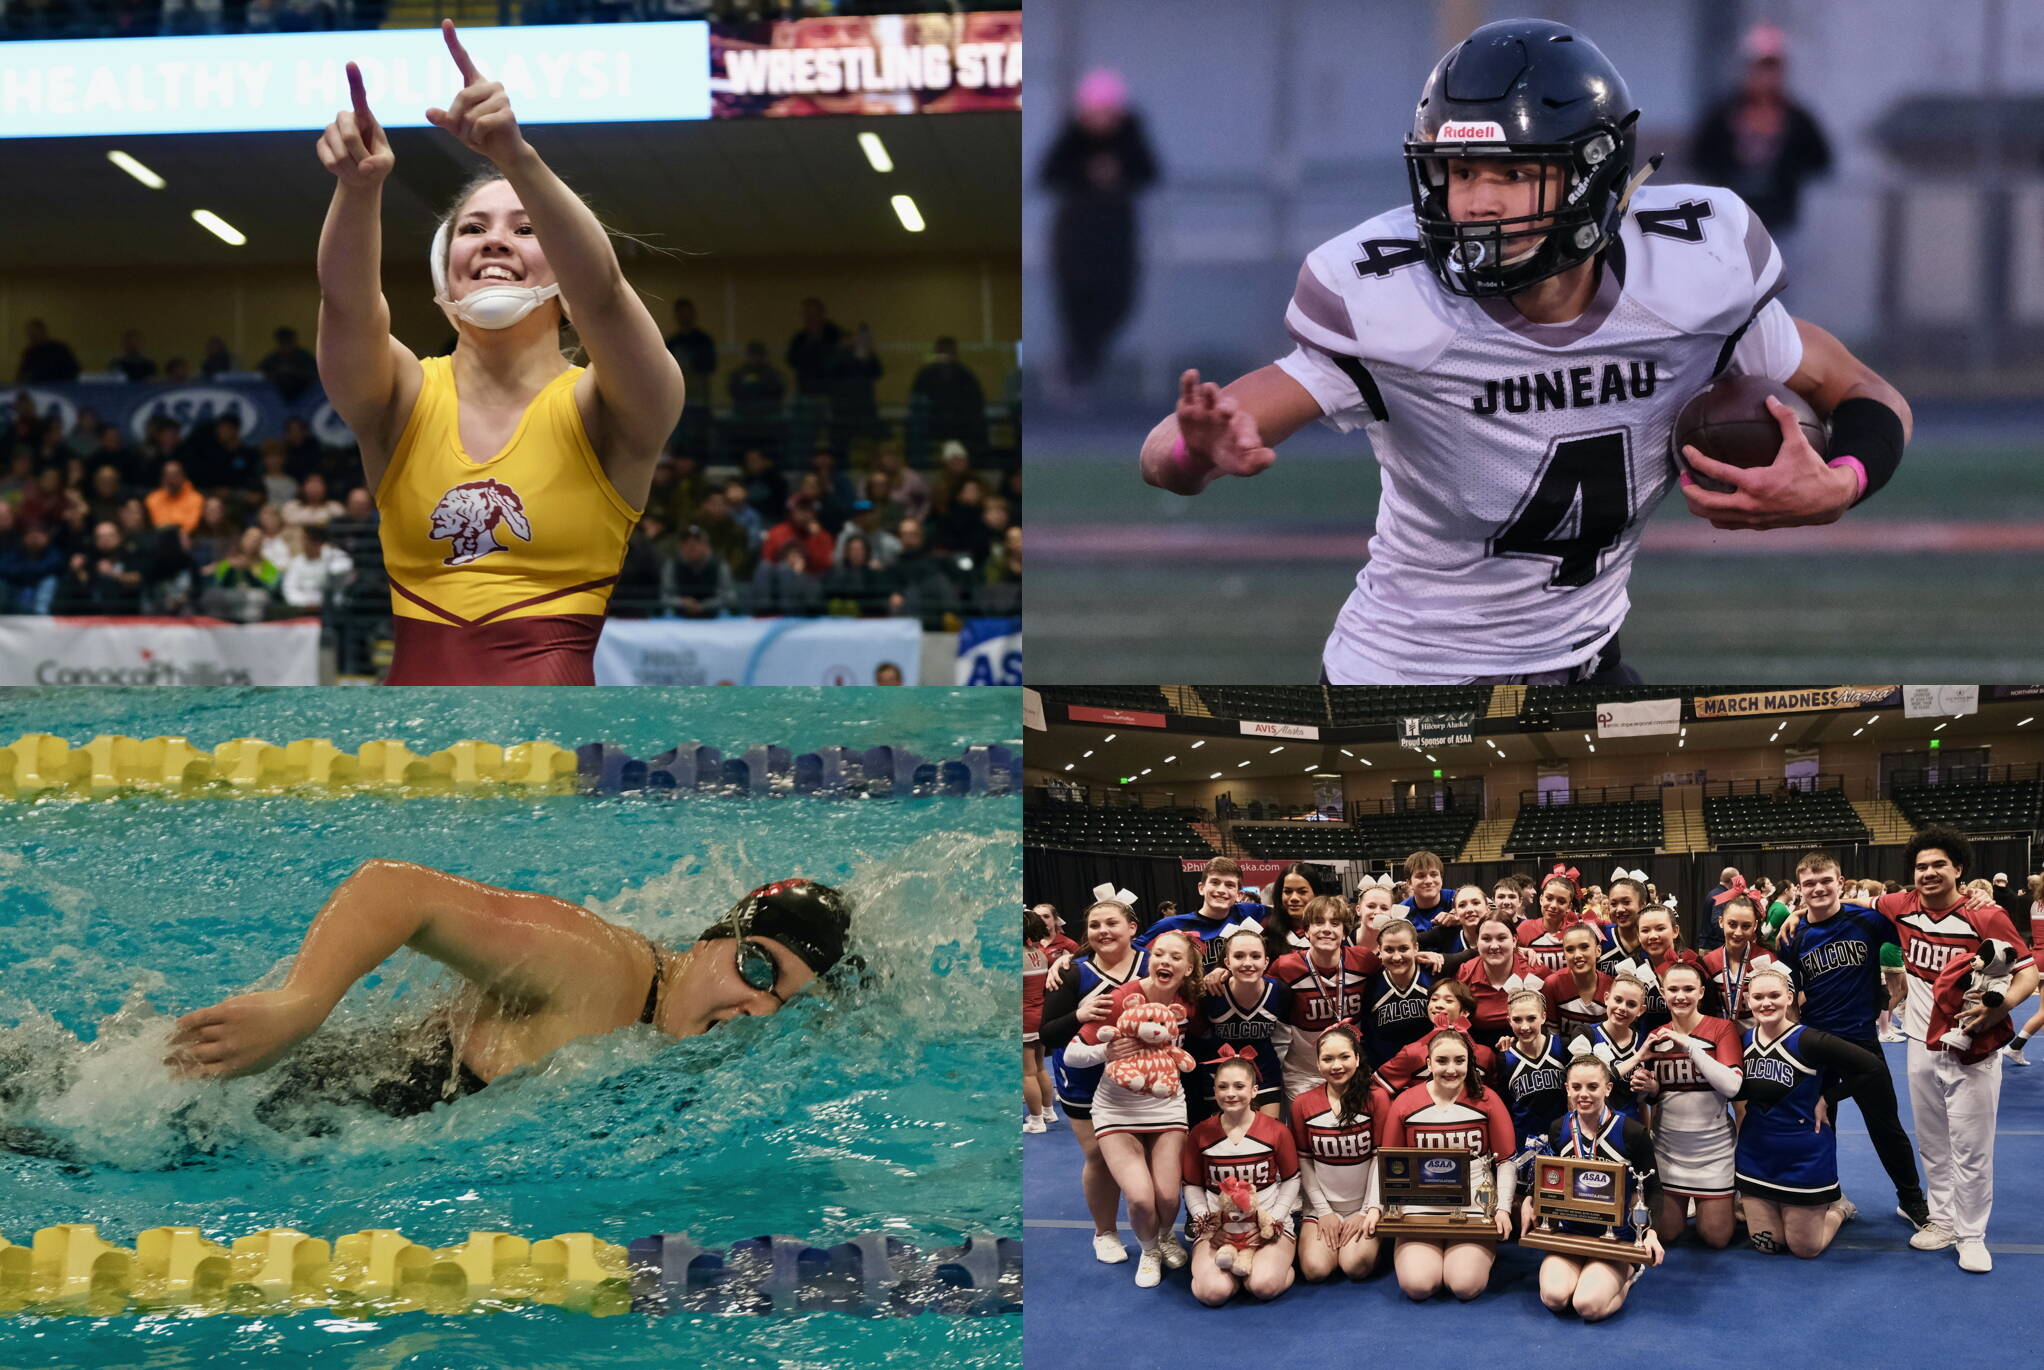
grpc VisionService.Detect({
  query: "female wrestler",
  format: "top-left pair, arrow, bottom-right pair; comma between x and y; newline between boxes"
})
1375,980 -> 1499,1092
1453,915 -> 1545,1041
1037,898 -> 1146,1264
166,863 -> 847,1114
1374,1028 -> 1516,1301
1584,973 -> 1654,1121
1189,928 -> 1291,1120
1700,894 -> 1780,1029
1517,873 -> 1581,972
1184,1054 -> 1299,1305
1735,966 -> 1886,1256
1631,962 -> 1742,1247
1630,905 -> 1703,1033
1542,924 -> 1613,1041
1291,1024 -> 1383,1282
1523,1054 -> 1663,1320
1057,929 -> 1202,1287
1499,991 -> 1570,1153
315,23 -> 685,684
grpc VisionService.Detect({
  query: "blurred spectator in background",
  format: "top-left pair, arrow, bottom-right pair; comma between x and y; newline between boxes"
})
1039,67 -> 1158,391
751,542 -> 824,617
261,442 -> 299,508
145,460 -> 204,534
200,336 -> 237,379
935,475 -> 992,566
874,662 -> 904,686
728,342 -> 787,454
984,523 -> 1020,616
890,516 -> 959,624
610,520 -> 667,619
823,533 -> 894,617
740,447 -> 788,523
258,326 -> 318,402
808,445 -> 856,527
1690,23 -> 1832,276
180,413 -> 260,503
827,323 -> 884,453
254,504 -> 292,566
642,455 -> 693,533
85,464 -> 128,525
762,494 -> 834,574
111,330 -> 158,383
910,335 -> 987,450
698,484 -> 754,575
0,522 -> 60,613
163,357 -> 193,383
189,496 -> 241,569
18,320 -> 80,384
665,297 -> 717,385
63,407 -> 101,460
666,524 -> 736,619
836,498 -> 899,569
326,487 -> 380,564
94,423 -> 140,487
0,451 -> 33,506
785,297 -> 843,400
281,415 -> 325,479
875,441 -> 929,523
55,520 -> 142,614
283,471 -> 343,529
200,527 -> 280,622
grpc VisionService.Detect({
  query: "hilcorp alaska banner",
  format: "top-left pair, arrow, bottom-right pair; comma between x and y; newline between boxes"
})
711,10 -> 1019,118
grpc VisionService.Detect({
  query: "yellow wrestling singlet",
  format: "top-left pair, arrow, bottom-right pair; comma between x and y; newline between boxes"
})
377,355 -> 639,685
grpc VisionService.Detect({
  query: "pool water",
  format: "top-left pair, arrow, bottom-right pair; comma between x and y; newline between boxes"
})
0,689 -> 1020,1369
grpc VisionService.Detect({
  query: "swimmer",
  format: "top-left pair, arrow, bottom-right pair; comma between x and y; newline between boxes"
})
163,861 -> 850,1117
317,22 -> 685,684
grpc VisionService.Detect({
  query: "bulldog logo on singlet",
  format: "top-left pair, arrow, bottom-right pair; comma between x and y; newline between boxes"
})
429,478 -> 533,566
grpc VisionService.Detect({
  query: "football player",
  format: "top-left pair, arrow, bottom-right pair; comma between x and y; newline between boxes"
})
1140,18 -> 1913,683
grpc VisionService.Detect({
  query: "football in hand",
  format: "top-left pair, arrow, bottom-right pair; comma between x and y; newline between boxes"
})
1671,375 -> 1827,493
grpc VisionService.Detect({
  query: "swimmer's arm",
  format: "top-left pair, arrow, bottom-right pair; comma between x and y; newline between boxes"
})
497,143 -> 684,511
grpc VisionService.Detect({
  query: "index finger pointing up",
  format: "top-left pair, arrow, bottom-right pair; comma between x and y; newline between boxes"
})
442,19 -> 483,85
346,60 -> 373,123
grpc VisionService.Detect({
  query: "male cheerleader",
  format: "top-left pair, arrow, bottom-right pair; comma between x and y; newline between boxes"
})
1140,18 -> 1912,683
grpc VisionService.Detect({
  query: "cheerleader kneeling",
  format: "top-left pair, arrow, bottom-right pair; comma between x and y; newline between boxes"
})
1525,1053 -> 1664,1322
1377,1028 -> 1517,1302
1184,1054 -> 1300,1306
1292,1024 -> 1385,1282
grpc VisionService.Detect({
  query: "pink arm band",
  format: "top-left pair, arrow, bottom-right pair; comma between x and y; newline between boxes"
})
1827,456 -> 1869,501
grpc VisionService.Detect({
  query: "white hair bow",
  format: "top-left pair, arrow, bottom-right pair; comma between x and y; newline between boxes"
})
1501,973 -> 1541,996
1361,873 -> 1394,890
1093,882 -> 1138,908
1568,1036 -> 1616,1066
1610,867 -> 1646,883
1664,895 -> 1679,910
1370,911 -> 1400,930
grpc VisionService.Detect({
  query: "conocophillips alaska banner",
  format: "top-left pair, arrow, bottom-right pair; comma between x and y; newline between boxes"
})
0,617 -> 319,685
711,11 -> 1019,118
1691,687 -> 1900,720
1595,697 -> 1682,739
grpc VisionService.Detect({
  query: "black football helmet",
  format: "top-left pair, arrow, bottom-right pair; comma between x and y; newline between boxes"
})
1404,19 -> 1645,298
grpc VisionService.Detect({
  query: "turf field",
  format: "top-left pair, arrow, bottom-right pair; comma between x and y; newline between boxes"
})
1027,403 -> 2044,682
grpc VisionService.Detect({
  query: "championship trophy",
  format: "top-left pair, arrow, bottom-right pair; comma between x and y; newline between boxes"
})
1519,1156 -> 1653,1264
1373,1148 -> 1499,1241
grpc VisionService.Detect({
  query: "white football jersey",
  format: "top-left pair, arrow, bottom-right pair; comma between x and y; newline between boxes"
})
1276,183 -> 1804,683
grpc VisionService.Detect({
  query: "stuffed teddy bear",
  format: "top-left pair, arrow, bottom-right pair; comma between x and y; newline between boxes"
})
1209,1176 -> 1277,1272
1938,938 -> 2022,1053
1092,995 -> 1195,1098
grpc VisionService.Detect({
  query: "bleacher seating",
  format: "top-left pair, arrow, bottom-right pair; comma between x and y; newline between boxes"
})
1505,800 -> 1663,855
1517,686 -> 1703,730
1036,686 -> 1172,714
1196,687 -> 1327,726
1893,781 -> 2043,834
1233,811 -> 1478,862
1023,806 -> 1208,857
1704,789 -> 1868,846
1327,687 -> 1487,728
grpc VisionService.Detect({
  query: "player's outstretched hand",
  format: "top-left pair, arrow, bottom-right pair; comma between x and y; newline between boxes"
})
1678,395 -> 1858,531
1176,370 -> 1276,479
425,21 -> 529,166
317,62 -> 395,188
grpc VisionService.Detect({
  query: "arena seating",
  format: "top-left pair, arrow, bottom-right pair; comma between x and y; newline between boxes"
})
1517,685 -> 1701,730
1504,800 -> 1663,855
1197,687 -> 1327,727
1327,687 -> 1487,728
1022,806 -> 1208,857
1704,788 -> 1868,846
1036,686 -> 1172,714
1234,811 -> 1478,861
1893,780 -> 2043,834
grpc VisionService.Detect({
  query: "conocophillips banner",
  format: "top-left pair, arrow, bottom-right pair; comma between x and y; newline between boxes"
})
1595,697 -> 1681,739
1179,858 -> 1290,895
0,616 -> 319,685
1692,687 -> 1900,719
711,11 -> 1019,117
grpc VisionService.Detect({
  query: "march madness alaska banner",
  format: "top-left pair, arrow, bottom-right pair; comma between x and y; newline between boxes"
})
710,10 -> 1019,118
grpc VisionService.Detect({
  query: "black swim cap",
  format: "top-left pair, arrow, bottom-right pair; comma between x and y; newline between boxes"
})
699,878 -> 852,975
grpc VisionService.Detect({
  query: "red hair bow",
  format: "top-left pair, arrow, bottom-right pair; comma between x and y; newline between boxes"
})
1712,875 -> 1749,906
1550,864 -> 1580,885
1202,1044 -> 1260,1067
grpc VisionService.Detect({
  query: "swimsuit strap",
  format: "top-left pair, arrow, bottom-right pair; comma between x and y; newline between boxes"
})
640,935 -> 667,1025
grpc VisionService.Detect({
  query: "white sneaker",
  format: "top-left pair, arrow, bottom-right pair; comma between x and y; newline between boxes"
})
1022,1115 -> 1045,1134
1957,1239 -> 1992,1273
1880,1029 -> 1907,1043
1039,1108 -> 1062,1126
1157,1232 -> 1189,1270
1134,1249 -> 1162,1288
1909,1221 -> 1958,1251
1093,1234 -> 1128,1264
2003,1045 -> 2030,1066
1833,1198 -> 1858,1224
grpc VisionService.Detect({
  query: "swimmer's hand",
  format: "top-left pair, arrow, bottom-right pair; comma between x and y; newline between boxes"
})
165,990 -> 326,1080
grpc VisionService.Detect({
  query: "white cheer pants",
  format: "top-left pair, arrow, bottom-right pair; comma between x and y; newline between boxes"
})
1907,1043 -> 2002,1243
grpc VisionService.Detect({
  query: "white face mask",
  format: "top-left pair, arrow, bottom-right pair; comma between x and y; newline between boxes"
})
431,220 -> 568,331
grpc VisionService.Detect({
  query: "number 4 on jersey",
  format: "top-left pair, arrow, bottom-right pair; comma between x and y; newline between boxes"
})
1489,431 -> 1632,589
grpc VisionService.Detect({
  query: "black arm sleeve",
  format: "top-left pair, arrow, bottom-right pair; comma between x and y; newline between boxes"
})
1799,1026 -> 1887,1108
1417,927 -> 1479,971
1038,978 -> 1084,1051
